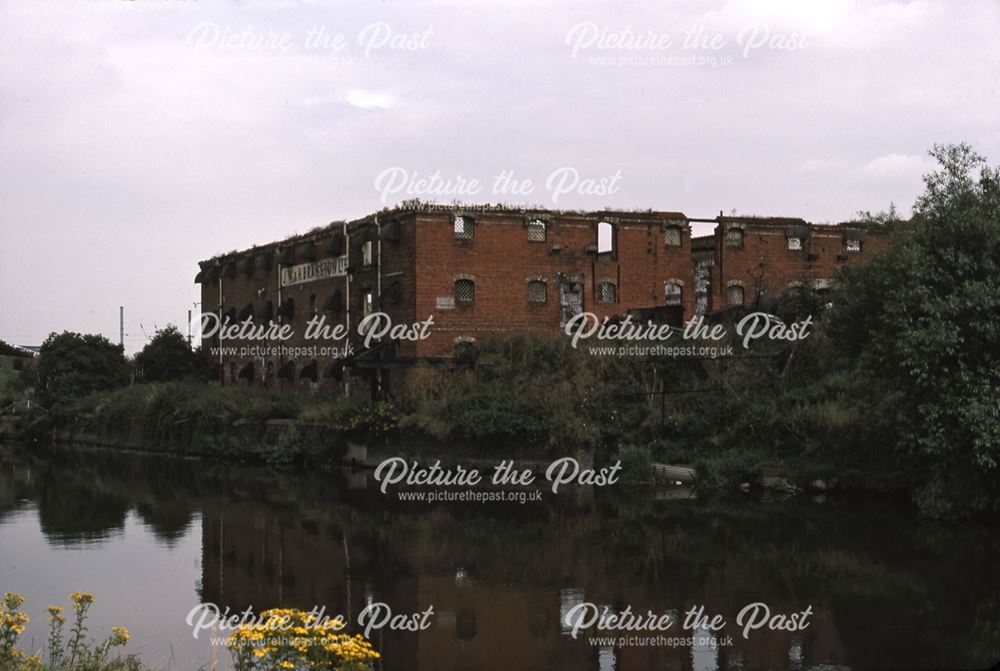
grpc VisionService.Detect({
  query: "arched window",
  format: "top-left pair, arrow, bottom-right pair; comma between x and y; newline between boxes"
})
726,228 -> 744,249
598,281 -> 617,304
665,282 -> 683,306
727,284 -> 745,306
454,278 -> 475,303
527,280 -> 547,303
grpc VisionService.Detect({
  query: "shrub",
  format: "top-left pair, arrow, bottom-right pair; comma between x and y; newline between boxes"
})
227,608 -> 379,671
0,592 -> 147,671
617,445 -> 653,483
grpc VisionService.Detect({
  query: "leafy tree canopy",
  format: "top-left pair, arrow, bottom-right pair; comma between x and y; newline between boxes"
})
135,325 -> 200,382
37,332 -> 130,406
828,143 -> 1000,514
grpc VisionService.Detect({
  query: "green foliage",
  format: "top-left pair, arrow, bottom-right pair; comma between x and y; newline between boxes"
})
1,592 -> 149,671
828,142 -> 1000,514
617,445 -> 653,482
0,340 -> 33,358
854,202 -> 903,226
60,383 -> 328,461
36,333 -> 130,407
134,325 -> 201,382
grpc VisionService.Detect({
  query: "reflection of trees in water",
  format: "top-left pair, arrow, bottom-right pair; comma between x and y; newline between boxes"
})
2,444 -> 1000,669
134,503 -> 193,547
37,484 -> 129,546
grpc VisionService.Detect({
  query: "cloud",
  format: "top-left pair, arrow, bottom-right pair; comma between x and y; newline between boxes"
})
0,0 -> 997,350
858,153 -> 935,181
343,89 -> 397,110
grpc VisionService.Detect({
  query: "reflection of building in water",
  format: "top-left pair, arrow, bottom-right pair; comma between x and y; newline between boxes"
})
200,510 -> 420,668
198,505 -> 850,671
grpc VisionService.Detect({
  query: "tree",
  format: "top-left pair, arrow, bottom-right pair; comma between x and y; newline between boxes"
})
854,202 -> 903,225
0,340 -> 33,358
135,325 -> 200,382
828,143 -> 1000,515
37,332 -> 131,406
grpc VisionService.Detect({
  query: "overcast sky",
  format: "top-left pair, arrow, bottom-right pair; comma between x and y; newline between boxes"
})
1,0 -> 997,352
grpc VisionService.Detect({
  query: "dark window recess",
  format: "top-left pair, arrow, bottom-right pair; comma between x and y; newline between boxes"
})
324,234 -> 345,256
308,293 -> 317,315
598,282 -> 617,304
324,290 -> 343,313
238,362 -> 255,381
381,220 -> 401,241
223,261 -> 238,278
256,300 -> 274,322
277,297 -> 295,319
324,361 -> 344,381
350,231 -> 365,255
381,282 -> 401,305
454,216 -> 474,240
455,279 -> 475,303
844,228 -> 865,252
238,303 -> 254,322
238,257 -> 254,275
297,241 -> 317,261
255,253 -> 273,271
786,224 -> 810,241
278,247 -> 294,265
277,360 -> 295,379
528,280 -> 547,303
299,360 -> 318,382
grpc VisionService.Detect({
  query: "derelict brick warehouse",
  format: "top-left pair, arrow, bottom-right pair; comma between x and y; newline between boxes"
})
195,204 -> 891,391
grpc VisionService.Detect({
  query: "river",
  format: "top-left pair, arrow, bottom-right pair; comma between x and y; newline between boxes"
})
0,443 -> 997,670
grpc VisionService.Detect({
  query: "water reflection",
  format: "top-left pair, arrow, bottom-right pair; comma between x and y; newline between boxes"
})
1,444 -> 999,671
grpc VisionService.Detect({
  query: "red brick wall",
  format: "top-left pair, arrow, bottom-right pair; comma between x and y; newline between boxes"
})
197,208 -> 894,388
410,211 -> 696,357
714,218 -> 891,308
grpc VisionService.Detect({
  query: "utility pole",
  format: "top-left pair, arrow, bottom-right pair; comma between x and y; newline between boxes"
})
119,306 -> 124,348
187,309 -> 192,348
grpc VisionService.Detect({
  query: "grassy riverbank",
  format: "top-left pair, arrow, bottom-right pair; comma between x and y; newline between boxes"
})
23,328 -> 921,503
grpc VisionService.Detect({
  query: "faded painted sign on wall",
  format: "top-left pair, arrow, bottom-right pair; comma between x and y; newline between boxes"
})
280,256 -> 347,287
